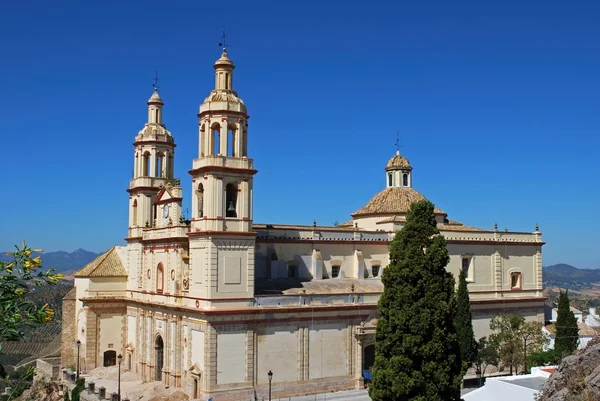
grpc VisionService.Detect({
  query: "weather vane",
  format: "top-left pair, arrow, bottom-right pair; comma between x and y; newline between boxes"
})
395,131 -> 402,152
152,71 -> 160,91
218,25 -> 229,49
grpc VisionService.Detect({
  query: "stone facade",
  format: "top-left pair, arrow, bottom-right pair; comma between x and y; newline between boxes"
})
62,48 -> 546,401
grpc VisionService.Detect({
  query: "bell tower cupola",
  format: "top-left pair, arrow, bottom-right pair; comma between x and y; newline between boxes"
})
189,48 -> 255,233
187,48 -> 257,302
385,151 -> 413,188
127,88 -> 178,239
147,89 -> 164,125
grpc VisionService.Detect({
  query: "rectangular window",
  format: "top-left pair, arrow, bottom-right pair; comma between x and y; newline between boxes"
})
511,272 -> 522,290
288,265 -> 297,278
331,266 -> 340,278
372,265 -> 380,277
461,256 -> 474,282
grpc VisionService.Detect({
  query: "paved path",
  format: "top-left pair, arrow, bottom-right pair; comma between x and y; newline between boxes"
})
267,389 -> 372,401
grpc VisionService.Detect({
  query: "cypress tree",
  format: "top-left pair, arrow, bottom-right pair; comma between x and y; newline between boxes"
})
455,267 -> 477,376
369,200 -> 463,401
554,290 -> 579,357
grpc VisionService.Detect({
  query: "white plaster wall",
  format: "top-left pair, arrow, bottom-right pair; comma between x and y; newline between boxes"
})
257,326 -> 298,384
309,323 -> 347,379
98,315 -> 122,354
191,329 -> 205,372
127,316 -> 136,347
216,332 -> 246,384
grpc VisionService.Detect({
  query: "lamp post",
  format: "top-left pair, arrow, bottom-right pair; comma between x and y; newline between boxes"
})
117,353 -> 123,401
267,370 -> 273,401
76,340 -> 81,379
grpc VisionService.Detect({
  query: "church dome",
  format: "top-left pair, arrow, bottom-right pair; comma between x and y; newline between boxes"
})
385,151 -> 412,171
351,187 -> 445,218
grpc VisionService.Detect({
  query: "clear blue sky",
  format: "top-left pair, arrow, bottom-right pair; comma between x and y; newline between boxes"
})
2,0 -> 599,268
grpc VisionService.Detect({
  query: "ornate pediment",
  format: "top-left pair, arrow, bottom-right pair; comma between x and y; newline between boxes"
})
361,309 -> 380,328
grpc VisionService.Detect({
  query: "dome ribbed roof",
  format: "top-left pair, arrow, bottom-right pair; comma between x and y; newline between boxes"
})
386,151 -> 412,171
351,187 -> 445,217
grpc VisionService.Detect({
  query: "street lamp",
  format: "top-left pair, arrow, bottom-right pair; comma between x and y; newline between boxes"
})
76,340 -> 81,379
117,353 -> 123,401
267,370 -> 273,401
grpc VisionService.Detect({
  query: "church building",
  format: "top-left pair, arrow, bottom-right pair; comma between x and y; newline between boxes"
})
61,48 -> 545,401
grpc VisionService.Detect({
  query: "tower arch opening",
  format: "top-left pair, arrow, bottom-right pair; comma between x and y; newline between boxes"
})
227,125 -> 236,157
132,199 -> 138,226
156,152 -> 164,177
143,152 -> 151,176
200,124 -> 206,157
197,183 -> 204,217
225,183 -> 238,218
155,335 -> 164,381
211,123 -> 221,155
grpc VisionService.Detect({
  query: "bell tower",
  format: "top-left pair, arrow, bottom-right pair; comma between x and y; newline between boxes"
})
127,89 -> 176,239
188,48 -> 257,301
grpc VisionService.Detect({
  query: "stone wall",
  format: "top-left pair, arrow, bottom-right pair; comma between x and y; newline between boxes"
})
61,288 -> 77,368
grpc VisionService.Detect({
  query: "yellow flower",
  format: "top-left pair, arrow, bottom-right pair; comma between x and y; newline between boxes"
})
24,250 -> 32,256
44,309 -> 55,323
15,288 -> 25,296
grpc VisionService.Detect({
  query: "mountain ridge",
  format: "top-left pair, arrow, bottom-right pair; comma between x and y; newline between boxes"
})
0,248 -> 100,273
543,263 -> 600,290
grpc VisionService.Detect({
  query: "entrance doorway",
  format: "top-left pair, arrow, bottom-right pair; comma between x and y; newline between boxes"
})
155,335 -> 164,381
363,344 -> 375,371
103,350 -> 116,367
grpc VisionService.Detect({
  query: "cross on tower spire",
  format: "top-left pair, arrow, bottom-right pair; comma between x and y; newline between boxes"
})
152,71 -> 160,91
218,25 -> 229,50
395,131 -> 403,154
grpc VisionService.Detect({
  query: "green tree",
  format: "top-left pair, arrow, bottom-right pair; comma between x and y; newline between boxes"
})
0,242 -> 62,341
455,267 -> 476,376
554,290 -> 579,357
528,348 -> 560,367
473,337 -> 499,386
369,200 -> 462,401
489,314 -> 524,374
521,321 -> 546,373
489,314 -> 547,374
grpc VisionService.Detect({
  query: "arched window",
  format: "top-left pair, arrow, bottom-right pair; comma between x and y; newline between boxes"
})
227,127 -> 236,157
388,174 -> 393,187
157,263 -> 164,293
156,152 -> 164,177
403,173 -> 408,186
225,183 -> 237,218
200,125 -> 206,157
197,184 -> 204,217
132,199 -> 138,226
143,152 -> 151,176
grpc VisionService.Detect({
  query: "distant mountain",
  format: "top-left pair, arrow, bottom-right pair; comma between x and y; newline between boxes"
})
543,263 -> 600,290
0,248 -> 99,273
